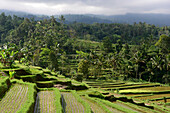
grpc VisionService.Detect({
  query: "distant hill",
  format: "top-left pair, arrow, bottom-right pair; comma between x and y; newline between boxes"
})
95,13 -> 170,26
0,9 -> 49,20
54,14 -> 112,24
1,9 -> 170,26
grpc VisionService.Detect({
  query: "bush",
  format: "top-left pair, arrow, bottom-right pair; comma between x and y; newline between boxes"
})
0,77 -> 11,98
75,73 -> 83,82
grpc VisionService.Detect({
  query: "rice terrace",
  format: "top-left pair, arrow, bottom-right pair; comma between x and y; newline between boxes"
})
0,1 -> 170,112
0,61 -> 170,113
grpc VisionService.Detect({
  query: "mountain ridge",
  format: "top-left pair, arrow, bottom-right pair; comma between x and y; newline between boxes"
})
1,9 -> 170,26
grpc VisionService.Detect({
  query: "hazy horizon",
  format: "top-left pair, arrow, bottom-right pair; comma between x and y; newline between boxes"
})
0,0 -> 170,16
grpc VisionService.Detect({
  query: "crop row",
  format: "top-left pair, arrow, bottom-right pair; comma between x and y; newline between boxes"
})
61,92 -> 86,113
116,100 -> 159,113
0,84 -> 28,113
135,94 -> 170,100
92,83 -> 149,88
34,91 -> 56,113
81,96 -> 107,113
104,84 -> 161,91
83,95 -> 139,113
131,86 -> 170,91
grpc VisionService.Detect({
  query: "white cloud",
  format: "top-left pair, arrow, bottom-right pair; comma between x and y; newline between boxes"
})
0,0 -> 170,15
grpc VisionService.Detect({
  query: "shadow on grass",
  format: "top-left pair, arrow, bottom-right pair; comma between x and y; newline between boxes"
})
61,94 -> 67,113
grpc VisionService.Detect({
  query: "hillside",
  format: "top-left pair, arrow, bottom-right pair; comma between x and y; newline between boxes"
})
1,9 -> 170,26
0,63 -> 170,113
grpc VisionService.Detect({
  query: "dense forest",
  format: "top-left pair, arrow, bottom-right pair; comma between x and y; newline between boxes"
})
0,12 -> 169,84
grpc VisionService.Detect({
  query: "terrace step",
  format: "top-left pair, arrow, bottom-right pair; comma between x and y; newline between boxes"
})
93,83 -> 150,88
105,84 -> 161,90
81,96 -> 107,113
116,101 -> 158,113
34,91 -> 58,113
116,101 -> 143,113
61,92 -> 85,113
0,83 -> 35,113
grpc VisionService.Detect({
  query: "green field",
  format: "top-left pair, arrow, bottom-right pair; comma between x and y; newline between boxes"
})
0,64 -> 169,113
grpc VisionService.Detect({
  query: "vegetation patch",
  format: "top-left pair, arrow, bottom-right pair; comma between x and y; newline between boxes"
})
36,81 -> 54,88
93,97 -> 135,113
135,94 -> 170,100
81,95 -> 108,113
61,91 -> 87,113
116,100 -> 158,113
34,90 -> 59,113
0,77 -> 11,99
104,84 -> 161,91
15,74 -> 37,82
0,83 -> 36,113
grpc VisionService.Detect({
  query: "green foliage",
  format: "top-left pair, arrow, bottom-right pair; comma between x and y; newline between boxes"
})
116,100 -> 158,113
155,34 -> 170,53
54,88 -> 63,113
0,44 -> 18,67
9,70 -> 15,79
115,39 -> 123,54
49,50 -> 58,71
71,91 -> 92,113
96,98 -> 137,113
16,83 -> 37,113
39,48 -> 50,68
78,59 -> 89,79
75,73 -> 83,82
0,77 -> 10,98
102,36 -> 113,52
0,13 -> 169,84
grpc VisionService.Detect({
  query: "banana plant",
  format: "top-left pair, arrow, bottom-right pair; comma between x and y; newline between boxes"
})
9,70 -> 16,79
0,46 -> 18,67
0,50 -> 8,66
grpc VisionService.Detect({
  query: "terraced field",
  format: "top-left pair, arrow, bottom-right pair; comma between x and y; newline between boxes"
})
115,100 -> 160,113
84,80 -> 170,113
120,86 -> 170,93
0,70 -> 170,113
34,91 -> 57,113
0,84 -> 28,113
61,92 -> 85,113
81,96 -> 107,113
151,99 -> 170,103
135,94 -> 170,100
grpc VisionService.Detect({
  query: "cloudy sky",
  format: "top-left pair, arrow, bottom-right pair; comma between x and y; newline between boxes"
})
0,0 -> 170,15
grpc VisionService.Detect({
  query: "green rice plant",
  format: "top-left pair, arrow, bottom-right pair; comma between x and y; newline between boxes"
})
16,83 -> 36,113
61,91 -> 88,113
54,88 -> 63,113
71,90 -> 91,113
92,95 -> 118,113
34,90 -> 57,113
81,95 -> 108,113
120,90 -> 170,94
91,96 -> 137,113
116,100 -> 160,113
153,105 -> 169,113
0,83 -> 36,113
105,84 -> 161,91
